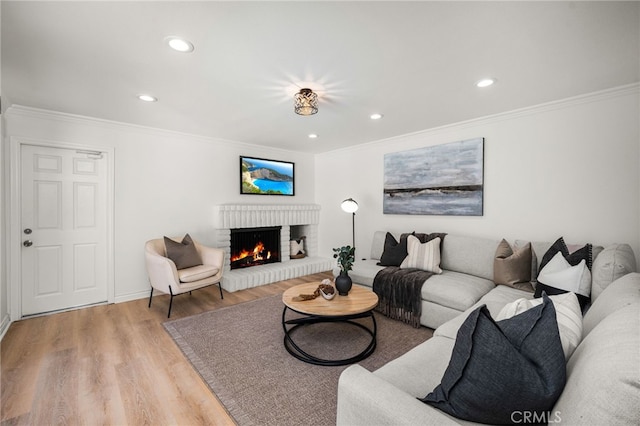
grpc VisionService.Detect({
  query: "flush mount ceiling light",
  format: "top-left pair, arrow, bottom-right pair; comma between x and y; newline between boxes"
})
166,36 -> 194,53
294,88 -> 318,116
308,133 -> 318,139
370,113 -> 383,120
137,94 -> 157,102
476,78 -> 496,88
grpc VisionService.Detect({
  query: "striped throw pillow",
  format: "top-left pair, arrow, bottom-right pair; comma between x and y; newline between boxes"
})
400,235 -> 442,273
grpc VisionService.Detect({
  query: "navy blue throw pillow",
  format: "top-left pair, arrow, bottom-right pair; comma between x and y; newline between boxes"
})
420,295 -> 566,424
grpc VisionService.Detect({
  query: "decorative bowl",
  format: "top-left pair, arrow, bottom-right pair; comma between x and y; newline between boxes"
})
320,285 -> 336,300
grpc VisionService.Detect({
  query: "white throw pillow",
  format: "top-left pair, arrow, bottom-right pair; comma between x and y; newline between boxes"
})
537,251 -> 591,297
290,239 -> 305,255
400,235 -> 442,273
496,292 -> 583,360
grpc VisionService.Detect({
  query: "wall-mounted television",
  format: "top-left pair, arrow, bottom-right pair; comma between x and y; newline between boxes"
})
240,156 -> 295,196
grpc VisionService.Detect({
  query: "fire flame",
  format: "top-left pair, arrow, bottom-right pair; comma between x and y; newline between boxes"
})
231,241 -> 271,262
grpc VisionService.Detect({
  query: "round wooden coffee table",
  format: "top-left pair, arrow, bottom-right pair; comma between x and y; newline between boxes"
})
281,282 -> 379,366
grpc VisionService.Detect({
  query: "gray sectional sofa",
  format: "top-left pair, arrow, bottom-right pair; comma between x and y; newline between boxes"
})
338,231 -> 635,330
336,231 -> 639,425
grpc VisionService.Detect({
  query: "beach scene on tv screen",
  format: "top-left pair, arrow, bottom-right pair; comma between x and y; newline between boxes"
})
241,157 -> 294,195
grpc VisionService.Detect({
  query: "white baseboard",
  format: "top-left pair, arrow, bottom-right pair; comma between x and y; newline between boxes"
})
0,313 -> 12,342
114,289 -> 151,304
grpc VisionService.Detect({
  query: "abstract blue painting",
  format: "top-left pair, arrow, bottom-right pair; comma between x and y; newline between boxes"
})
383,138 -> 484,215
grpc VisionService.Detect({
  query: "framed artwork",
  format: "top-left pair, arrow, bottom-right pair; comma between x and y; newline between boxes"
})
240,156 -> 295,196
383,137 -> 484,215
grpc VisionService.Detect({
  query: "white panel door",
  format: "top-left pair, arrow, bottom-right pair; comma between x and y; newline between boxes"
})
21,144 -> 108,315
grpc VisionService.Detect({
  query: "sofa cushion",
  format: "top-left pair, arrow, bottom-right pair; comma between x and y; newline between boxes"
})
591,243 -> 637,302
377,232 -> 409,266
164,234 -> 202,269
369,230 -> 388,261
421,297 -> 566,424
553,303 -> 640,425
420,301 -> 467,331
583,272 -> 640,337
434,285 -> 534,340
338,364 -> 463,426
177,264 -> 220,283
421,270 -> 494,312
374,335 -> 455,399
344,259 -> 385,287
400,236 -> 442,273
440,235 -> 498,281
493,239 -> 532,288
496,292 -> 582,360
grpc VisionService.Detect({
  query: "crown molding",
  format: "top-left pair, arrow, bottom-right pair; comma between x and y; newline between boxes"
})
3,104 -> 298,156
327,82 -> 640,155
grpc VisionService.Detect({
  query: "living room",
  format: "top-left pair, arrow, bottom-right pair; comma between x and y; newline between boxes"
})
1,1 -> 639,425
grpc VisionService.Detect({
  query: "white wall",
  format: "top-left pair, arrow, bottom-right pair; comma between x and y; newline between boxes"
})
4,107 -> 316,305
315,85 -> 640,268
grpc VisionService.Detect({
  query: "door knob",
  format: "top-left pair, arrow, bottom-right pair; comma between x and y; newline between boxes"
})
23,240 -> 33,247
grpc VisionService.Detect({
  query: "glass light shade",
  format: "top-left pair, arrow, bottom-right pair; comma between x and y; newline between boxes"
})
294,88 -> 318,115
341,198 -> 359,213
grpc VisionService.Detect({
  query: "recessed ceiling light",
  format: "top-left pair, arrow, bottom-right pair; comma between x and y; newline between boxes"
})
166,36 -> 194,53
476,78 -> 496,88
308,134 -> 318,139
137,94 -> 157,102
370,113 -> 383,120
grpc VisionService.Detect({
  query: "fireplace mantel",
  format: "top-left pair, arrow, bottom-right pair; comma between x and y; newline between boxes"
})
214,204 -> 333,292
215,204 -> 321,229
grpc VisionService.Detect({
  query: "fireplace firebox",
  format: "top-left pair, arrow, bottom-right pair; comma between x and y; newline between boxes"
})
230,226 -> 281,269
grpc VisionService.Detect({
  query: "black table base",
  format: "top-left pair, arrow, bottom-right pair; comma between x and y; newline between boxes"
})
281,306 -> 377,366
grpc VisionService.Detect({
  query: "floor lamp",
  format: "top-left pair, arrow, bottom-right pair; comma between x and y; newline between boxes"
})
341,198 -> 359,249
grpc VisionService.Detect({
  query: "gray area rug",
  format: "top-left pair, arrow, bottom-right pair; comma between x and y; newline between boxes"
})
164,294 -> 433,426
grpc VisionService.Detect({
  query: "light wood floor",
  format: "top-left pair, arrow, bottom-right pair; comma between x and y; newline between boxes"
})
1,271 -> 333,425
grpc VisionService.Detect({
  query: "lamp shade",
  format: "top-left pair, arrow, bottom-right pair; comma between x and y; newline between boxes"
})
294,88 -> 318,116
341,198 -> 359,213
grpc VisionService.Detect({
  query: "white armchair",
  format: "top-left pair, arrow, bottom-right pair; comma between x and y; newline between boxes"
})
145,236 -> 225,317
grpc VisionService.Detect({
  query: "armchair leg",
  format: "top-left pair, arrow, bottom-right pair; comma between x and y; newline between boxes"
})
148,286 -> 154,308
218,282 -> 224,299
168,286 -> 174,318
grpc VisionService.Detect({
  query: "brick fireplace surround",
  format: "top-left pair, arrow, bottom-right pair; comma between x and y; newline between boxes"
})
214,204 -> 334,292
